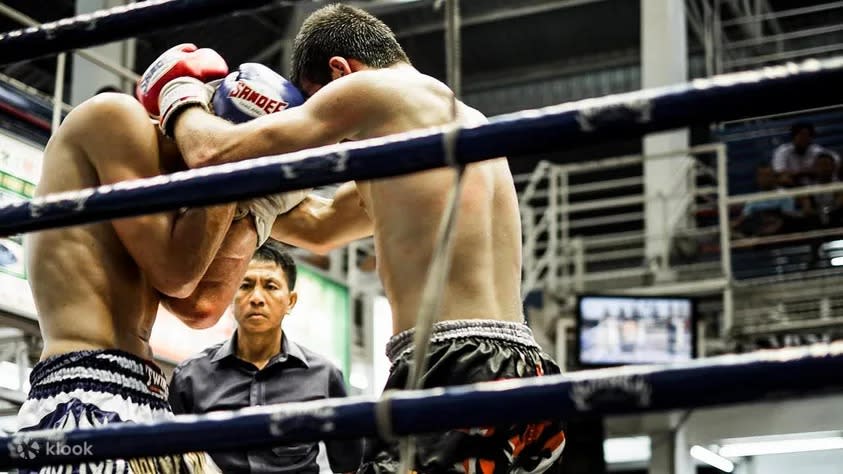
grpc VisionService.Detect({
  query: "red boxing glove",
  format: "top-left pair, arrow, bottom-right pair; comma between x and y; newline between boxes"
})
136,43 -> 228,135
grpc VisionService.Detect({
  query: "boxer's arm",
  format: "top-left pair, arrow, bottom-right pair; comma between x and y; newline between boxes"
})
171,76 -> 374,168
78,95 -> 236,299
113,204 -> 236,300
160,218 -> 257,328
270,182 -> 373,255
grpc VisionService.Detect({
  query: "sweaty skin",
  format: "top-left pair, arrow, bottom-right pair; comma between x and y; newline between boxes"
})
174,64 -> 523,334
27,93 -> 254,361
329,69 -> 521,333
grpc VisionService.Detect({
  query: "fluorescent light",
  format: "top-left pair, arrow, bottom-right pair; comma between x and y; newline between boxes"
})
718,437 -> 843,457
691,445 -> 734,472
831,257 -> 843,266
603,436 -> 651,464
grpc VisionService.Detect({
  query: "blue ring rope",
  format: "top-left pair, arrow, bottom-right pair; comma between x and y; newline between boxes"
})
2,343 -> 842,468
1,58 -> 843,237
0,0 -> 282,64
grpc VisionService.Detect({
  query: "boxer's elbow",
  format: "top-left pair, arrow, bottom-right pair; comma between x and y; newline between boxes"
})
179,311 -> 224,330
153,272 -> 202,300
183,300 -> 227,327
160,295 -> 226,329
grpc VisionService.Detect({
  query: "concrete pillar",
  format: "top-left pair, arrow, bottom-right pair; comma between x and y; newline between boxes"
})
275,3 -> 318,77
70,0 -> 136,105
641,0 -> 692,275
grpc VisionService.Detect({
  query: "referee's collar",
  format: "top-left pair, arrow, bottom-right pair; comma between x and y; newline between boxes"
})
211,330 -> 309,368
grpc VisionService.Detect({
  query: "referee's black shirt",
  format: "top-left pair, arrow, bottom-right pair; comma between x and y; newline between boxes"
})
169,331 -> 362,473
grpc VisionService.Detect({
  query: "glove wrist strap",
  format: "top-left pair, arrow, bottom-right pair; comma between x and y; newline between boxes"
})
159,78 -> 213,137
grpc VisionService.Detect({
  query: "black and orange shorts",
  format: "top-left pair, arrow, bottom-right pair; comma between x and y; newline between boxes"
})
360,320 -> 566,474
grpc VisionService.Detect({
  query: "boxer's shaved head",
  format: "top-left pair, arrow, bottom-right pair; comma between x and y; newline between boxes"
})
291,3 -> 410,88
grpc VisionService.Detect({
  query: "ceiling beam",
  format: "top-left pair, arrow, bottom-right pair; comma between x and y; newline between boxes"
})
464,48 -> 637,93
382,0 -> 612,38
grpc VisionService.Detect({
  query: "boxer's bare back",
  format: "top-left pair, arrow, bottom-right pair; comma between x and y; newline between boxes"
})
27,94 -> 236,360
171,62 -> 524,335
292,66 -> 524,333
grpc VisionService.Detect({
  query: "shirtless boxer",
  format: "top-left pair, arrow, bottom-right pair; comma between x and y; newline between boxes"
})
17,52 -> 307,473
138,5 -> 565,473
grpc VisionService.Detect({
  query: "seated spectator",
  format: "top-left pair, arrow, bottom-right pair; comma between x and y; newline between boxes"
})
800,152 -> 843,227
732,164 -> 801,237
772,121 -> 840,186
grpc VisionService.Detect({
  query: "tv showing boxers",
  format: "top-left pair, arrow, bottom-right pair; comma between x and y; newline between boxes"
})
577,295 -> 696,366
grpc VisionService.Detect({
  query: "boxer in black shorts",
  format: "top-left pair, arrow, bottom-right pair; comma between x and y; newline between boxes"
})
360,321 -> 566,473
151,4 -> 567,472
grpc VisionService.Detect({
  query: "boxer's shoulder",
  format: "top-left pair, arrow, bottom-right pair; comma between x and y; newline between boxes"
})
305,71 -> 395,121
67,92 -> 149,127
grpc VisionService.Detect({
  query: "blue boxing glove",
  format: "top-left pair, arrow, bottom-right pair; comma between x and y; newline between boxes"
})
213,64 -> 309,247
212,63 -> 304,124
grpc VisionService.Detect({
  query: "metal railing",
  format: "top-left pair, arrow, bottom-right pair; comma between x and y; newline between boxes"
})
519,144 -> 726,296
0,3 -> 140,133
694,0 -> 843,74
518,141 -> 843,339
331,140 -> 843,343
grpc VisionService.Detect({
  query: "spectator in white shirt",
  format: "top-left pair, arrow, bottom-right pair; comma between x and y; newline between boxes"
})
772,121 -> 839,186
732,163 -> 800,237
800,152 -> 843,227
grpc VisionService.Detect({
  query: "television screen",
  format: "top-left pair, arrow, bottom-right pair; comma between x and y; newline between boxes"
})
577,295 -> 695,366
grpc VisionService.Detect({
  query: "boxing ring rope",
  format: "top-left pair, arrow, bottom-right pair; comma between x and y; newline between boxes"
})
3,343 -> 843,468
0,0 -> 286,64
1,57 -> 843,237
2,3 -> 843,469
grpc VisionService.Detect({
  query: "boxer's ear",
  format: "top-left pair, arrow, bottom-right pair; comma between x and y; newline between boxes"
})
328,56 -> 352,80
